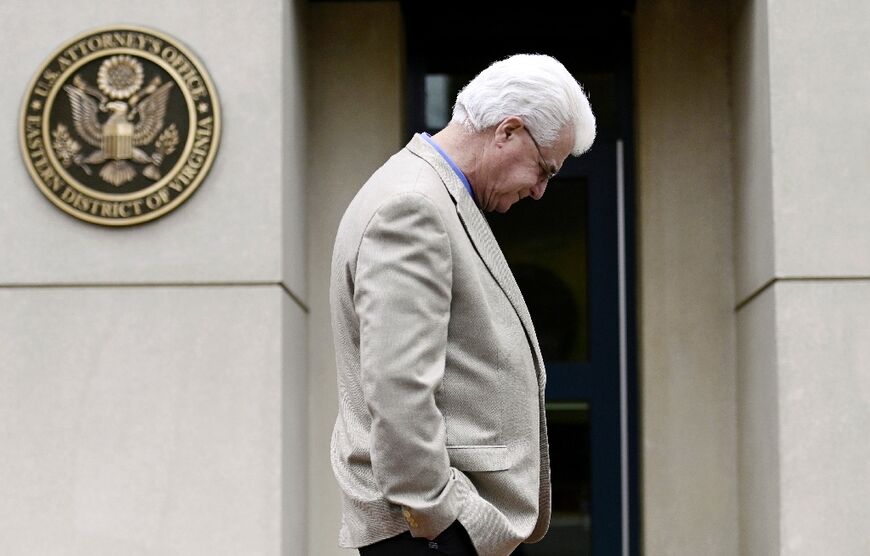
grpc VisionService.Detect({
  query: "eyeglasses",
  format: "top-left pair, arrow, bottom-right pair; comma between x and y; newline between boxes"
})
524,128 -> 558,182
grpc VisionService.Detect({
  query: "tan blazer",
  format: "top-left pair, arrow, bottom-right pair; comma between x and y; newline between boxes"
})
329,134 -> 550,556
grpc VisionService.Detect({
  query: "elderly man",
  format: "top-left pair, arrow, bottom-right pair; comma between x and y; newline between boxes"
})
329,54 -> 596,556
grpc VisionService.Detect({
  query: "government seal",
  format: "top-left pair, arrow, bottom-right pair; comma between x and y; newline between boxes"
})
20,26 -> 221,226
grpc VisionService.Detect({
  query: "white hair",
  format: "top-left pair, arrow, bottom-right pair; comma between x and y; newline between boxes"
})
452,54 -> 596,156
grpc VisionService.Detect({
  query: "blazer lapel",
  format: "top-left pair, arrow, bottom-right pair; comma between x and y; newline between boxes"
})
406,135 -> 546,385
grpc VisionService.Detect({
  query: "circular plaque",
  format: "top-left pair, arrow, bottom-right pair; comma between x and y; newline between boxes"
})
20,26 -> 221,226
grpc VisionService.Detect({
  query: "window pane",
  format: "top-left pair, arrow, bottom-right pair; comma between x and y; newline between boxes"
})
424,74 -> 451,130
487,177 -> 589,363
514,402 -> 591,556
423,72 -> 473,133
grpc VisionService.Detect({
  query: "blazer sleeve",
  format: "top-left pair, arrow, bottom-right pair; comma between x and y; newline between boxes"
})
353,192 -> 463,539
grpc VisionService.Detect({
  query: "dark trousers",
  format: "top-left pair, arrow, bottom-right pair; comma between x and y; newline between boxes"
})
359,521 -> 477,556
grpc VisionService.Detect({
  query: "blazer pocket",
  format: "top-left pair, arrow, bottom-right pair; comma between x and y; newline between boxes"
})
447,445 -> 509,472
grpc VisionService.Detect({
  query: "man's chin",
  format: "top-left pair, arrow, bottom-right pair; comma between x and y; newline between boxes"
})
494,205 -> 511,213
492,198 -> 516,213
481,200 -> 510,213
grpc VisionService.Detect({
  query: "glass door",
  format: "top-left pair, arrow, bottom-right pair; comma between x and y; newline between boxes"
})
489,141 -> 619,556
403,4 -> 638,554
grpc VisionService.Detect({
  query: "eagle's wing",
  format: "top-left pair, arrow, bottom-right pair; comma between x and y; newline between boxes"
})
63,85 -> 102,148
132,82 -> 174,146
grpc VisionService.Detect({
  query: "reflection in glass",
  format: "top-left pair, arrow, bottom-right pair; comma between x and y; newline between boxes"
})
514,403 -> 591,556
487,177 -> 589,362
488,176 -> 592,555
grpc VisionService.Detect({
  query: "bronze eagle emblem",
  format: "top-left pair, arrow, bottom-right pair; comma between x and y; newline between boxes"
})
59,55 -> 176,187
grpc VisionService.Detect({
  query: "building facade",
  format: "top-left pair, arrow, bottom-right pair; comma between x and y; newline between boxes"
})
2,1 -> 868,555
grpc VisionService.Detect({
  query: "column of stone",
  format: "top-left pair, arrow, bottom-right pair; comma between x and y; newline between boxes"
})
733,1 -> 870,554
0,1 -> 307,554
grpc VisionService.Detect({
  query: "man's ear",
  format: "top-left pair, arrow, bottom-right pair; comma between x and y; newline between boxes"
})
494,116 -> 525,146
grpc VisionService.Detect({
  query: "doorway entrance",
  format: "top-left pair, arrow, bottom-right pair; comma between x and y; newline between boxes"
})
402,3 -> 638,554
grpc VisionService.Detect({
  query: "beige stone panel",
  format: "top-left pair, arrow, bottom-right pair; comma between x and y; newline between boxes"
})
731,0 -> 777,303
636,1 -> 737,554
776,281 -> 870,555
306,3 -> 404,554
736,286 -> 780,556
768,1 -> 870,278
0,286 -> 306,555
0,0 -> 305,300
282,289 -> 309,555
